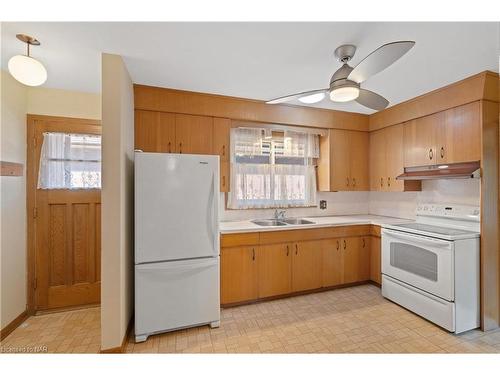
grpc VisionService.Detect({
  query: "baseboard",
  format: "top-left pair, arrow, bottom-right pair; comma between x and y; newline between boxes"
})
35,303 -> 100,316
0,310 -> 30,341
100,314 -> 133,354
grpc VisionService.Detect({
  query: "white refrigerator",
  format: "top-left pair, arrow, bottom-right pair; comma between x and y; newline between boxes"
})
134,152 -> 220,343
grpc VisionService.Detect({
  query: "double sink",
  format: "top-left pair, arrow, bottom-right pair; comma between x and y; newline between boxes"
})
251,218 -> 315,227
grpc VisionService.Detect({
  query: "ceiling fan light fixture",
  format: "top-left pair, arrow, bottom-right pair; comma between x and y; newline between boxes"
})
329,86 -> 359,102
8,34 -> 47,87
298,92 -> 325,104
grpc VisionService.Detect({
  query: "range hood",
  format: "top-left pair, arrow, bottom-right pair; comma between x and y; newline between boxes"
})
396,161 -> 480,180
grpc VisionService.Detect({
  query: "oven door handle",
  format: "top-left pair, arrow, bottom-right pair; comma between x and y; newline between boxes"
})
383,229 -> 452,248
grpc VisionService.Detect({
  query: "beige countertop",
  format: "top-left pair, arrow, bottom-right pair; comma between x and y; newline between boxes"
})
219,214 -> 413,234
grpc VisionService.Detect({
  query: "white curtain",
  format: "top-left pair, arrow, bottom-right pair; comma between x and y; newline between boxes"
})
38,132 -> 101,189
228,127 -> 318,209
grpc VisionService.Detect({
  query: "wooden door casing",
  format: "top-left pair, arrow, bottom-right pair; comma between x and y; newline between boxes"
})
27,115 -> 102,311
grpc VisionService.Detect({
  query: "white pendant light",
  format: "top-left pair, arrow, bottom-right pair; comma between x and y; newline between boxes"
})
330,86 -> 360,102
8,34 -> 47,87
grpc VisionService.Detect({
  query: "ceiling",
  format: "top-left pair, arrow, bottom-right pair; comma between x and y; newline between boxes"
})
1,22 -> 498,114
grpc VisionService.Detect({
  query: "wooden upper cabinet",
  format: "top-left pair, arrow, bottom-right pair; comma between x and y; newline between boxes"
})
213,118 -> 231,161
326,129 -> 369,191
404,113 -> 441,167
174,114 -> 214,155
439,101 -> 481,164
135,110 -> 173,152
291,240 -> 323,292
369,129 -> 386,191
257,243 -> 292,298
158,112 -> 176,153
385,124 -> 405,192
221,246 -> 258,304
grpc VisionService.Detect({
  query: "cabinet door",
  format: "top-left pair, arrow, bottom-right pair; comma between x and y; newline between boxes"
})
404,113 -> 442,167
258,243 -> 292,298
213,118 -> 230,161
369,130 -> 386,191
329,129 -> 351,191
158,112 -> 176,153
343,237 -> 370,284
291,240 -> 323,292
439,102 -> 481,164
221,246 -> 258,304
385,124 -> 405,192
175,114 -> 214,154
369,236 -> 381,284
349,131 -> 369,191
220,161 -> 230,192
322,238 -> 344,287
135,111 -> 175,153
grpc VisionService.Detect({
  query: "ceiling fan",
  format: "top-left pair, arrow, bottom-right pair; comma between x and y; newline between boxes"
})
266,41 -> 415,111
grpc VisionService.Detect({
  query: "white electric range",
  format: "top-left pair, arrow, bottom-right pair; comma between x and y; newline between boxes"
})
381,204 -> 480,334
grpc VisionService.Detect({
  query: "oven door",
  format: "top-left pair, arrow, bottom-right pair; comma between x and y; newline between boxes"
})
381,228 -> 454,301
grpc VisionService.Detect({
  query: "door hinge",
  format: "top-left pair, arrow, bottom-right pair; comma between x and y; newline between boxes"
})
33,207 -> 38,219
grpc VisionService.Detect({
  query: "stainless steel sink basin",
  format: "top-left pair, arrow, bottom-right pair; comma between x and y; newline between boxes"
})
282,218 -> 315,225
251,219 -> 287,227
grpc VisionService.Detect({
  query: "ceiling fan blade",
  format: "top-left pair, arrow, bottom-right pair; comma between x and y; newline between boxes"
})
355,89 -> 389,111
266,89 -> 328,104
348,41 -> 415,83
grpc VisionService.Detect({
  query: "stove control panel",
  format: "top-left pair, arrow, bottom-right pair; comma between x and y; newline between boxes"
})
416,204 -> 480,222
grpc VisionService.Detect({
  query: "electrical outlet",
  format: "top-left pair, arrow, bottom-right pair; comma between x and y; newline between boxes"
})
320,200 -> 327,210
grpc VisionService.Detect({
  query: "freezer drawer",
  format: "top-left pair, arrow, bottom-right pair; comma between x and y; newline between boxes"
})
382,274 -> 455,332
135,257 -> 220,342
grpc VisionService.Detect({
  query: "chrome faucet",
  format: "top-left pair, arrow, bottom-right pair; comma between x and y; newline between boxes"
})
274,209 -> 286,220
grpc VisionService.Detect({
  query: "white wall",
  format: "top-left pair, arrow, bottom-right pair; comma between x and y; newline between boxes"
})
100,53 -> 134,350
369,179 -> 481,219
0,70 -> 28,329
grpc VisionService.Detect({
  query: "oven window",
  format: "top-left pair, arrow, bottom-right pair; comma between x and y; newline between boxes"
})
390,242 -> 438,281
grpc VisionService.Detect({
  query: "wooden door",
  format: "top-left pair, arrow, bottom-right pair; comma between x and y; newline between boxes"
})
134,110 -> 175,152
343,237 -> 370,284
322,238 -> 344,287
369,236 -> 382,284
175,114 -> 213,154
439,102 -> 481,164
257,243 -> 292,298
349,131 -> 369,191
404,113 -> 442,167
385,124 -> 405,192
369,129 -> 386,191
28,115 -> 102,311
329,129 -> 351,191
221,246 -> 258,304
291,240 -> 323,292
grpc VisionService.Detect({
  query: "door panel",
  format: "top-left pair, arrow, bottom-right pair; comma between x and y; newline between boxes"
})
349,131 -> 369,191
404,113 -> 442,167
439,102 -> 481,164
329,129 -> 350,191
213,118 -> 230,161
292,240 -> 323,292
369,130 -> 386,191
134,110 -> 175,153
370,236 -> 382,284
257,243 -> 292,298
30,116 -> 101,311
175,114 -> 214,154
322,238 -> 344,287
221,246 -> 258,304
385,125 -> 405,192
343,237 -> 370,284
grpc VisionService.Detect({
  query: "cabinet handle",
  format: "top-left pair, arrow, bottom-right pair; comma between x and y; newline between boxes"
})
295,244 -> 298,255
440,147 -> 445,159
252,248 -> 255,261
352,178 -> 356,188
179,143 -> 183,154
387,177 -> 391,187
168,142 -> 171,153
222,176 -> 225,187
429,148 -> 433,160
222,145 -> 226,157
336,240 -> 339,250
286,245 -> 289,256
346,177 -> 349,187
362,238 -> 366,248
343,240 -> 346,250
380,177 -> 384,188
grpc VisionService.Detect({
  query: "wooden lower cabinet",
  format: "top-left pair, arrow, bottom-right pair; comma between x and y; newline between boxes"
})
322,238 -> 343,287
257,243 -> 292,298
369,235 -> 382,284
220,246 -> 258,304
292,240 -> 323,292
342,236 -> 370,284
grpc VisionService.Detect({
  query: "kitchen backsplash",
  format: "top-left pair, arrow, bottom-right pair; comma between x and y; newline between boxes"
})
220,179 -> 480,221
369,179 -> 481,219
